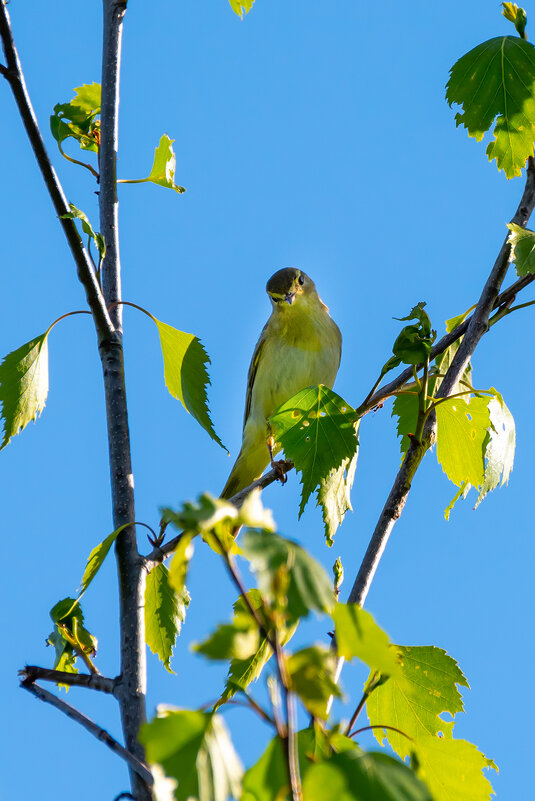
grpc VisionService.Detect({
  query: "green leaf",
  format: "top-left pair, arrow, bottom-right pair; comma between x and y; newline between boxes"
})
476,391 -> 515,506
269,385 -> 358,519
0,332 -> 49,449
241,530 -> 335,622
50,83 -> 101,152
433,308 -> 473,391
63,524 -> 127,616
392,303 -> 435,366
392,393 -> 419,454
168,534 -> 195,597
146,134 -> 186,193
318,439 -> 359,546
242,729 -> 320,801
507,222 -> 535,275
366,645 -> 469,757
413,736 -> 497,801
435,395 -> 491,489
47,598 -> 97,684
193,615 -> 259,661
302,751 -> 432,801
145,564 -> 189,673
287,645 -> 342,719
446,36 -> 535,178
60,204 -> 106,262
333,603 -> 401,677
153,317 -> 226,450
228,0 -> 255,18
140,708 -> 243,801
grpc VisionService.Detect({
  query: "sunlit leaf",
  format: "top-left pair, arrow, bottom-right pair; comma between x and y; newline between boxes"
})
446,36 -> 535,177
367,645 -> 469,756
287,645 -> 342,719
435,395 -> 491,489
318,442 -> 359,546
146,134 -> 186,193
476,391 -> 515,506
50,83 -> 101,153
269,385 -> 358,519
241,530 -> 335,622
333,603 -> 400,677
228,0 -> 255,19
47,598 -> 97,685
193,614 -> 259,661
507,222 -> 535,275
413,736 -> 497,801
145,564 -> 189,673
0,332 -> 49,449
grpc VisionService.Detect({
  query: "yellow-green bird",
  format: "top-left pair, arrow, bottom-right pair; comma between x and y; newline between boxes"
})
221,267 -> 342,499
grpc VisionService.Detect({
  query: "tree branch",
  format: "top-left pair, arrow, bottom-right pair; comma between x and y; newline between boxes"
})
347,156 -> 535,610
21,665 -> 116,693
20,679 -> 153,786
98,2 -> 151,800
0,1 -> 114,340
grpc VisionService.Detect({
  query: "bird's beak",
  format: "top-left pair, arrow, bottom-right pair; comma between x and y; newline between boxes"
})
284,291 -> 297,305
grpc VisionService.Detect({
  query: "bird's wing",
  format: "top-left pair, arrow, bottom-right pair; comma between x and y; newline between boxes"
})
242,321 -> 270,430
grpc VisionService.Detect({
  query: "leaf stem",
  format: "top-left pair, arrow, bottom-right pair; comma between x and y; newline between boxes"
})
58,140 -> 100,179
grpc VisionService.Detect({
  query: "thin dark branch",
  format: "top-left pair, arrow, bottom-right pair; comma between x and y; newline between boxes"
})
98,2 -> 151,800
347,156 -> 535,611
0,2 -> 114,340
349,724 -> 413,741
344,683 -> 374,736
20,680 -> 153,786
21,665 -> 116,694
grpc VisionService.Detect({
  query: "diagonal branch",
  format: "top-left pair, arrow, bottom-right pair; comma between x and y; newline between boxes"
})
0,1 -> 114,340
21,665 -> 117,693
20,679 -> 153,786
347,155 -> 535,610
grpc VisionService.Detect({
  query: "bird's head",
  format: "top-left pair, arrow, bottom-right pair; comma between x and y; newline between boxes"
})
266,268 -> 315,307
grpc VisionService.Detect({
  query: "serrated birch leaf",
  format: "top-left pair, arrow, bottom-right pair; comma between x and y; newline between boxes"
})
333,603 -> 401,677
318,442 -> 359,546
414,736 -> 497,801
145,564 -> 189,673
507,222 -> 535,275
435,396 -> 491,489
392,393 -> 419,455
153,318 -> 226,450
476,392 -> 515,506
269,385 -> 358,519
146,135 -> 186,193
446,36 -> 535,177
0,332 -> 49,449
367,646 -> 469,757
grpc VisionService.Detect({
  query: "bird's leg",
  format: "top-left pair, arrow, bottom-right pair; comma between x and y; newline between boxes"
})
267,435 -> 288,485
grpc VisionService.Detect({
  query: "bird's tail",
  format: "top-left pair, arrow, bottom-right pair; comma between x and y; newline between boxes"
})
220,445 -> 270,500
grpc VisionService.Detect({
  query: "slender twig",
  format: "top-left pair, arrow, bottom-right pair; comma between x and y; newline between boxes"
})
349,724 -> 413,741
344,681 -> 375,736
20,680 -> 153,786
21,666 -> 116,693
98,2 -> 151,800
0,2 -> 113,340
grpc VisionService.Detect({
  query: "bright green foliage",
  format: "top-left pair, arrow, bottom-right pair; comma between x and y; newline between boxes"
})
446,36 -> 535,178
269,385 -> 359,529
153,317 -> 226,450
168,534 -> 195,596
0,332 -> 49,449
145,564 -> 189,673
50,83 -> 101,153
391,393 -> 418,454
507,222 -> 535,274
241,729 -> 319,801
381,303 -> 435,380
433,309 -> 473,389
140,708 -> 243,801
367,646 -> 469,754
47,598 -> 97,681
476,392 -> 515,506
302,751 -> 432,801
413,736 -> 497,801
241,530 -> 335,622
145,134 -> 186,193
287,645 -> 341,719
193,614 -> 259,661
228,0 -> 255,19
435,395 -> 491,489
319,442 -> 359,546
66,525 -> 126,614
333,603 -> 400,677
60,204 -> 106,263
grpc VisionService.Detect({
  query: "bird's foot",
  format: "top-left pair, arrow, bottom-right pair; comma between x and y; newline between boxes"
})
270,458 -> 292,485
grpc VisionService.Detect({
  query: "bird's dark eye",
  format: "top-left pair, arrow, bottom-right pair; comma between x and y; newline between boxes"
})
298,274 -> 304,285
272,297 -> 279,302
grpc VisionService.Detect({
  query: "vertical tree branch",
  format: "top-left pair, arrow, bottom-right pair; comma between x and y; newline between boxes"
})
98,2 -> 151,799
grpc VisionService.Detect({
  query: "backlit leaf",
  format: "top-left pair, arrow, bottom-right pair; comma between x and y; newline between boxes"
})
507,222 -> 535,275
269,385 -> 358,519
318,441 -> 359,546
413,736 -> 497,801
446,36 -> 535,177
60,203 -> 106,262
476,392 -> 515,506
333,603 -> 400,677
193,615 -> 259,661
435,395 -> 491,489
0,332 -> 49,449
145,564 -> 189,673
146,135 -> 186,193
228,0 -> 255,18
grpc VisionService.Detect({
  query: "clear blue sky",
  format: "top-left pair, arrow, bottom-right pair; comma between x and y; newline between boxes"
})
1,2 -> 533,799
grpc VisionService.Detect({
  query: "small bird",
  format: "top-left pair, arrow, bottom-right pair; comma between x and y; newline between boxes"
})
221,267 -> 342,499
